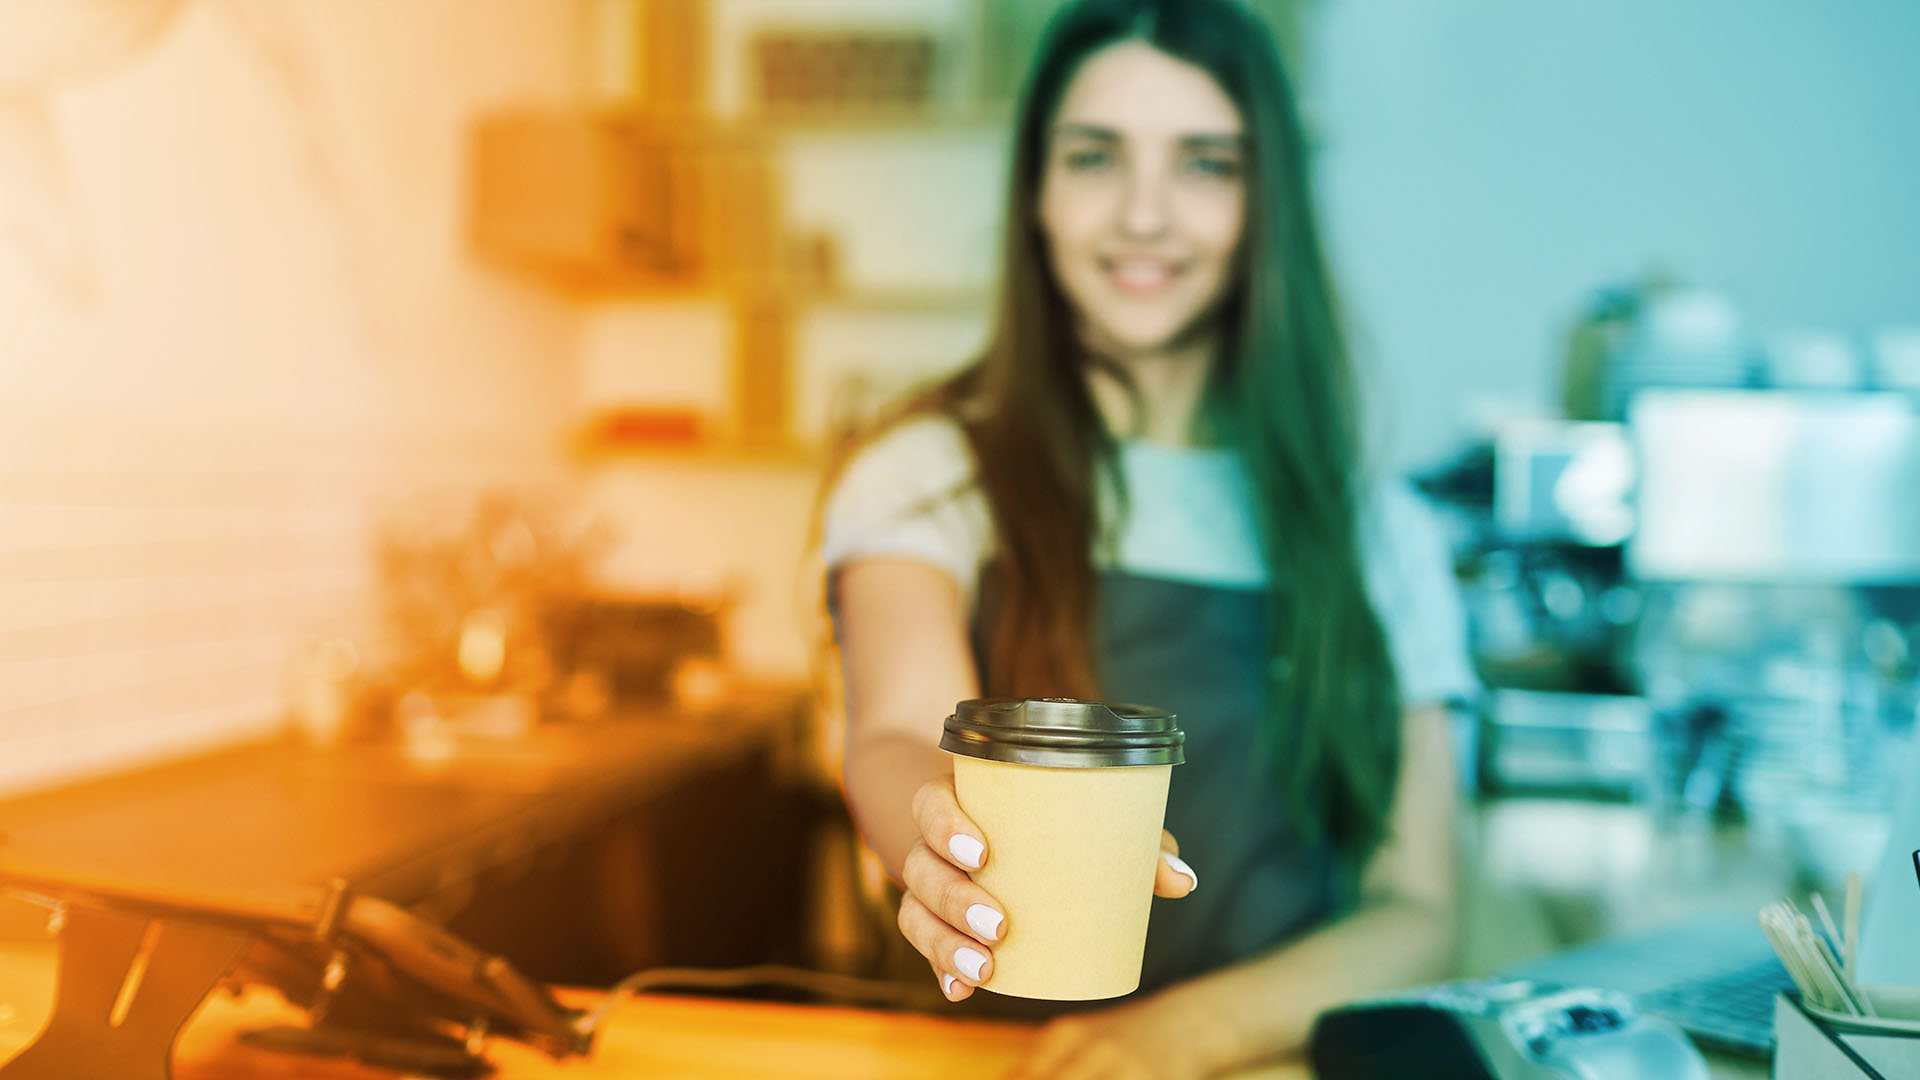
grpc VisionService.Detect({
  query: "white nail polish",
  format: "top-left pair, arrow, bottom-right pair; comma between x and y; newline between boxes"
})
1163,852 -> 1199,892
941,972 -> 958,997
948,834 -> 985,869
965,904 -> 1003,942
955,946 -> 988,982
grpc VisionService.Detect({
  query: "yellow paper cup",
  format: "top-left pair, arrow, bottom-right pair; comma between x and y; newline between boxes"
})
940,698 -> 1184,1000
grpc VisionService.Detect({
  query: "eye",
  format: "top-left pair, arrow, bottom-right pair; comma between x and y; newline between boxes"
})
1182,152 -> 1243,180
1060,145 -> 1117,172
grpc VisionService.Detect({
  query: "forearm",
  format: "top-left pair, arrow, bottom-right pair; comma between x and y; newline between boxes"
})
841,730 -> 952,880
1160,895 -> 1460,1072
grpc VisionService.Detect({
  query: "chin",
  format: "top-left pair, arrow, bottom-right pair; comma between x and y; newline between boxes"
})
1106,331 -> 1184,355
1092,314 -> 1208,356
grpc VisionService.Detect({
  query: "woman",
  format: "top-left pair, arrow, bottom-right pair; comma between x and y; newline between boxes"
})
819,0 -> 1477,1075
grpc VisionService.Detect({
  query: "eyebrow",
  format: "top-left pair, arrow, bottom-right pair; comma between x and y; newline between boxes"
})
1050,123 -> 1246,151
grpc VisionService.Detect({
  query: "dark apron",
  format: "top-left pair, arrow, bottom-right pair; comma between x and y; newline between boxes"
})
954,566 -> 1350,1020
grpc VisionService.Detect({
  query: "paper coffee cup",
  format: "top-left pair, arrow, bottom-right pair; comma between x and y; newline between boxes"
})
939,698 -> 1184,1000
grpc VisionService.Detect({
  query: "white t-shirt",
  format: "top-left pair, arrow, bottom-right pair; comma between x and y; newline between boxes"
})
821,415 -> 1478,707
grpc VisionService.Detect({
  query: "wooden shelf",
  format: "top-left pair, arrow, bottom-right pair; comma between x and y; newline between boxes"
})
568,423 -> 825,469
572,439 -> 827,470
794,286 -> 992,312
610,103 -> 1014,138
563,278 -> 992,313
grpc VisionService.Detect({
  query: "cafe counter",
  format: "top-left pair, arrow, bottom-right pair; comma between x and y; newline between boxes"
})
0,935 -> 1291,1079
0,939 -> 1769,1079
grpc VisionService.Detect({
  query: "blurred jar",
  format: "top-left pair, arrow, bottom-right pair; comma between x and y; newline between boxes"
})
285,638 -> 361,747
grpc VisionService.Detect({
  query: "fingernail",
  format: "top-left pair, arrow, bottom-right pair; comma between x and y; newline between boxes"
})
941,972 -> 958,998
1163,852 -> 1198,892
954,946 -> 988,982
965,904 -> 1003,942
948,834 -> 985,869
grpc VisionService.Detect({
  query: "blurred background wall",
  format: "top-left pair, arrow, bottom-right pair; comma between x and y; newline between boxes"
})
1,1 -> 584,793
1310,0 -> 1920,469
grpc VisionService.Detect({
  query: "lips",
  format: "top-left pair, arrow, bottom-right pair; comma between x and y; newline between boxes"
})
1101,255 -> 1184,296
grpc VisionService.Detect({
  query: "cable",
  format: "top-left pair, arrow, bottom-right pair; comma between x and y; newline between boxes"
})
576,963 -> 928,1036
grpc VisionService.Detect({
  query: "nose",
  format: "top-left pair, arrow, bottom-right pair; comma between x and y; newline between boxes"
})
1118,163 -> 1170,240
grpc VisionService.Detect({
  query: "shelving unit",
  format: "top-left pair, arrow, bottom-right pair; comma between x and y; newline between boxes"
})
467,0 -> 1296,457
468,0 -> 1011,456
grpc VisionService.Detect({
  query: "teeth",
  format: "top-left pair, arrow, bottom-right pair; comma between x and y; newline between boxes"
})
1108,260 -> 1176,288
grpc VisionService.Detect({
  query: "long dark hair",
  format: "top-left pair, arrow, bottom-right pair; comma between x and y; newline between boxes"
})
826,0 -> 1402,853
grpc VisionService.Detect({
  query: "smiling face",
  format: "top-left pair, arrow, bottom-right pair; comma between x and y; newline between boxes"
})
1038,41 -> 1248,361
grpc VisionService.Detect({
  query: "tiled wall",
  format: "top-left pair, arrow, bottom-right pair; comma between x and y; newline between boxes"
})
0,1 -> 586,795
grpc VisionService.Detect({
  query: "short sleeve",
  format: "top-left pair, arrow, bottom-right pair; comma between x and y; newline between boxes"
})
820,416 -> 994,610
1359,481 -> 1480,708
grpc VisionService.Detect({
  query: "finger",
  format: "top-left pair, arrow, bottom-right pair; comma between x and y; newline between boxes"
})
930,957 -> 975,1003
912,775 -> 989,870
897,892 -> 994,989
903,840 -> 1008,945
1154,849 -> 1198,899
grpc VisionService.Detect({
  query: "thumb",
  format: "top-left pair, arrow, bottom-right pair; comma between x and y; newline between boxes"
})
1153,830 -> 1197,898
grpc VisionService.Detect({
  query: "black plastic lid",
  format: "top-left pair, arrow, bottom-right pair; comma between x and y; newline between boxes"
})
939,698 -> 1185,768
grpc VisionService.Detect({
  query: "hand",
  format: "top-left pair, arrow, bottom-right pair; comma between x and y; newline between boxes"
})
1006,995 -> 1219,1080
901,776 -> 1198,1002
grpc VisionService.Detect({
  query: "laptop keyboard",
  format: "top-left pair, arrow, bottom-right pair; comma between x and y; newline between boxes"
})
1638,957 -> 1796,1058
